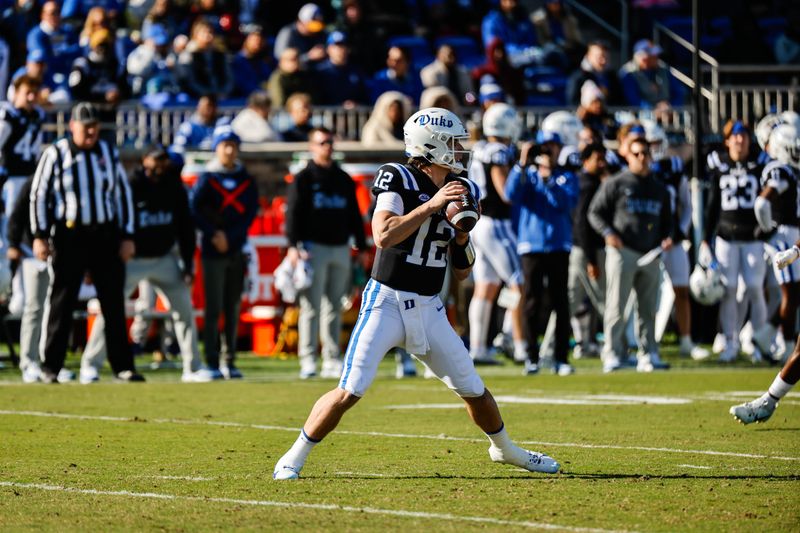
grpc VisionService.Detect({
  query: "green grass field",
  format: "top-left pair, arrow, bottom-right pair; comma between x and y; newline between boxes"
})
1,351 -> 798,532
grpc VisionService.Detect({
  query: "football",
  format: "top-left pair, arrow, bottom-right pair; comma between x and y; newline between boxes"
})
445,193 -> 480,232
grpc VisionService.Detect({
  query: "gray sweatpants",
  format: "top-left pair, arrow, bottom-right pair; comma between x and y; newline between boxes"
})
602,245 -> 660,361
18,258 -> 50,371
82,252 -> 202,375
298,243 -> 352,366
568,246 -> 606,317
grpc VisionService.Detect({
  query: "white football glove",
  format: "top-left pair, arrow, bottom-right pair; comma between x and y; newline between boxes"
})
698,241 -> 714,269
775,246 -> 800,269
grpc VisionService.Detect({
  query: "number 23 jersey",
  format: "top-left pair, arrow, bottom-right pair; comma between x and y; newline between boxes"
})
704,150 -> 763,242
370,162 -> 480,296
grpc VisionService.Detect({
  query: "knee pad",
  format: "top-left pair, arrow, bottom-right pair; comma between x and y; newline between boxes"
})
451,374 -> 486,398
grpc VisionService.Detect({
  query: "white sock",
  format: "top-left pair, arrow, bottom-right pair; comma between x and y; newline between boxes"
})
767,375 -> 794,402
513,339 -> 527,357
486,423 -> 514,451
280,430 -> 319,467
468,297 -> 492,356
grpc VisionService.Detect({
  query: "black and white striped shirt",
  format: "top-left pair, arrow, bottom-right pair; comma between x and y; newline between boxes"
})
30,138 -> 135,238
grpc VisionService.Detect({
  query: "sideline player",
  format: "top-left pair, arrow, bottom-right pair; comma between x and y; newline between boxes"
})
731,241 -> 800,423
272,107 -> 561,479
468,103 -> 526,364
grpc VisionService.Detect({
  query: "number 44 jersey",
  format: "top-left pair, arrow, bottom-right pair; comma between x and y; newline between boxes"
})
0,102 -> 44,177
370,162 -> 480,296
704,150 -> 763,242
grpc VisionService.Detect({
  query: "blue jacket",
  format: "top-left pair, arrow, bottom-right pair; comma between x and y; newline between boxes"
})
26,23 -> 80,76
505,164 -> 577,254
190,159 -> 259,258
314,59 -> 368,105
231,52 -> 273,98
169,114 -> 231,155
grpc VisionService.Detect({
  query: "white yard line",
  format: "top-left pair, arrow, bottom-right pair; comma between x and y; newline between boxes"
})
2,409 -> 798,462
334,471 -> 390,478
143,475 -> 214,482
0,481 -> 633,533
677,464 -> 713,470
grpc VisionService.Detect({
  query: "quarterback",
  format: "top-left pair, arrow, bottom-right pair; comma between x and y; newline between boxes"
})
273,107 -> 561,479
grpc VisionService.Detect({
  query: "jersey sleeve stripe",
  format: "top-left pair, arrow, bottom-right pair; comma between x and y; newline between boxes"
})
395,163 -> 420,191
385,163 -> 412,190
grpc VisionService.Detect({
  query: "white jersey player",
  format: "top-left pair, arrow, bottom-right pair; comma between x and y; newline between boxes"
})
272,107 -> 560,480
468,103 -> 526,363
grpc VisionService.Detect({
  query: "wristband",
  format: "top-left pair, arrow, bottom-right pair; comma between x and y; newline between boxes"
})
450,238 -> 475,269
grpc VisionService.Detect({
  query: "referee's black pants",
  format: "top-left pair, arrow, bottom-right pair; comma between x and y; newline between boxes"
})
42,224 -> 134,375
521,251 -> 571,364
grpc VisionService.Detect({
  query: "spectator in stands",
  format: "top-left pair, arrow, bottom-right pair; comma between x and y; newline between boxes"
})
274,3 -> 327,68
232,24 -> 273,99
266,47 -> 316,108
142,0 -> 186,42
80,145 -> 215,384
532,0 -> 582,67
505,135 -> 579,376
588,136 -> 673,373
281,91 -> 314,142
420,44 -> 472,105
170,94 -> 229,155
481,0 -> 539,68
619,39 -> 684,110
576,80 -> 618,141
78,7 -> 110,49
313,30 -> 367,106
187,0 -> 241,49
334,0 -> 383,74
69,29 -> 128,111
567,40 -> 624,106
177,18 -> 233,99
26,0 -> 80,78
127,22 -> 181,98
190,126 -> 258,379
477,82 -> 506,110
472,38 -> 525,105
232,90 -> 281,142
8,49 -> 67,104
370,45 -> 422,104
774,7 -> 800,65
285,126 -> 368,379
62,0 -> 121,24
360,90 -> 411,147
420,86 -> 461,116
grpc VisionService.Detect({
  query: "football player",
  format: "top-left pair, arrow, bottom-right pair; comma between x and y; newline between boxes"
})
701,121 -> 768,363
644,119 -> 709,360
731,241 -> 800,424
752,123 -> 800,359
273,108 -> 561,479
467,103 -> 526,364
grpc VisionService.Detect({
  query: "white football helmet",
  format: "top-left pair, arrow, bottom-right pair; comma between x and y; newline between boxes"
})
689,264 -> 725,306
482,103 -> 521,142
767,124 -> 800,167
540,110 -> 582,147
404,107 -> 471,173
641,118 -> 668,160
755,113 -> 782,150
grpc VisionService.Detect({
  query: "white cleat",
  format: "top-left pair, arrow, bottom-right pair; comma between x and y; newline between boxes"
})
719,344 -> 739,363
273,460 -> 302,480
712,333 -> 726,354
22,364 -> 42,383
730,397 -> 776,424
320,359 -> 344,379
79,366 -> 100,384
489,445 -> 560,474
181,368 -> 216,383
688,345 -> 711,361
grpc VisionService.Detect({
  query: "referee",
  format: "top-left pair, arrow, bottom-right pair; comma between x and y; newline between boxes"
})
30,102 -> 143,383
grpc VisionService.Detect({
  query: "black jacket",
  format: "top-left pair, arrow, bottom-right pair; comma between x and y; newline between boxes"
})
572,169 -> 605,264
285,160 -> 367,251
129,166 -> 196,274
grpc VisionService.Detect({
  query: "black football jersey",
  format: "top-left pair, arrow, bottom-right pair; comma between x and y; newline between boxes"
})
761,160 -> 800,227
704,150 -> 763,242
469,140 -> 512,220
0,103 -> 43,177
370,162 -> 481,295
652,155 -> 687,236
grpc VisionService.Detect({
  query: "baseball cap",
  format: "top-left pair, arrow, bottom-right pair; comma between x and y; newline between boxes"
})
71,102 -> 99,124
27,48 -> 45,63
633,39 -> 662,57
143,23 -> 170,46
479,83 -> 505,104
536,130 -> 562,145
298,3 -> 324,32
212,125 -> 241,150
326,30 -> 348,46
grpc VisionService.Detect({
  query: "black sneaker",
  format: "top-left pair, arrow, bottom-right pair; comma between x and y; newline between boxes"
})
115,370 -> 146,382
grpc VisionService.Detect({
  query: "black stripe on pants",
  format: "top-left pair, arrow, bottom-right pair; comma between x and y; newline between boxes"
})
42,225 -> 133,374
521,251 -> 571,364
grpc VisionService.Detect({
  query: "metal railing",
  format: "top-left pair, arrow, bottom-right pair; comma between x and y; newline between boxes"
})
564,0 -> 629,61
42,103 -> 695,149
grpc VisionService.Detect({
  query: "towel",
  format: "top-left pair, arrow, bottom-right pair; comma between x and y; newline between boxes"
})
395,290 -> 430,355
